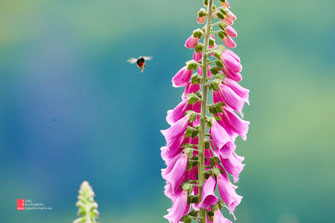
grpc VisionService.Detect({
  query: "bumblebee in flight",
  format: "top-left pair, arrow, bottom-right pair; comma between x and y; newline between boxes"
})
127,56 -> 152,72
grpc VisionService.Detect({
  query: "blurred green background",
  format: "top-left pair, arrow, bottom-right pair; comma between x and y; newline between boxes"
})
1,0 -> 334,222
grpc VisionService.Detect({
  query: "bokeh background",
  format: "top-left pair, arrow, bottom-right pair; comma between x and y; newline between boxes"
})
1,0 -> 335,222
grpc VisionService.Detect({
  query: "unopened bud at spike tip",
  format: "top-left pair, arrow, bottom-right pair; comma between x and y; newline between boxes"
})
203,0 -> 208,6
220,0 -> 230,8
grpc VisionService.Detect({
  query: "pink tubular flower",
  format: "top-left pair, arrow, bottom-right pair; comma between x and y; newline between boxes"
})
213,209 -> 232,223
193,51 -> 203,62
182,82 -> 200,100
162,153 -> 188,194
204,148 -> 214,167
222,68 -> 242,82
213,83 -> 248,116
199,176 -> 219,210
225,26 -> 237,38
218,106 -> 250,141
220,53 -> 242,73
164,190 -> 190,223
166,99 -> 201,125
217,173 -> 242,214
161,115 -> 190,143
210,118 -> 231,150
225,49 -> 240,63
221,152 -> 245,183
224,78 -> 249,100
185,35 -> 200,49
222,36 -> 236,48
161,135 -> 187,164
164,182 -> 183,202
172,66 -> 193,87
213,141 -> 236,159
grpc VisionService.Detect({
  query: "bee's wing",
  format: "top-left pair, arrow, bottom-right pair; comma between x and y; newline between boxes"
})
143,56 -> 153,61
127,58 -> 137,64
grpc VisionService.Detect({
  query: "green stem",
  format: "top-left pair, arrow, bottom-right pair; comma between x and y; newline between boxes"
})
199,0 -> 213,222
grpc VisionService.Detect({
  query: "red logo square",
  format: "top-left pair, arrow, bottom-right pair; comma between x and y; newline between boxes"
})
17,199 -> 25,210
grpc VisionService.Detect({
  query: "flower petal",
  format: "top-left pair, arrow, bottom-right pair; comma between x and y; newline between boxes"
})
199,176 -> 219,210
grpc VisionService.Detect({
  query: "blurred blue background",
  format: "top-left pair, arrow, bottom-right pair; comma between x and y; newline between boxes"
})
1,0 -> 335,222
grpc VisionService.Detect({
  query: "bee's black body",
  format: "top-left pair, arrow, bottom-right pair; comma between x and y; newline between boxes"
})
137,57 -> 146,70
127,56 -> 152,72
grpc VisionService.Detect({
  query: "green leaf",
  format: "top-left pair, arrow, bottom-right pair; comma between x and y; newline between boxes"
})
214,116 -> 221,121
181,143 -> 192,148
195,43 -> 204,52
205,141 -> 210,149
188,96 -> 199,104
191,129 -> 199,138
210,67 -> 219,75
185,127 -> 193,138
218,22 -> 227,31
217,12 -> 225,20
218,30 -> 225,39
215,60 -> 224,68
209,38 -> 215,47
187,161 -> 193,170
187,60 -> 198,71
216,72 -> 225,80
182,183 -> 192,190
207,211 -> 214,217
189,112 -> 197,123
191,73 -> 202,84
189,210 -> 199,217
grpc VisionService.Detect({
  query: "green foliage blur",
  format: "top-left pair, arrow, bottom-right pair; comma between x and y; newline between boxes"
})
0,0 -> 334,222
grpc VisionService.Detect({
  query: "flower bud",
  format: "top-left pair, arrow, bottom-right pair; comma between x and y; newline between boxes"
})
194,43 -> 204,53
226,10 -> 237,21
191,73 -> 202,84
221,53 -> 242,72
197,8 -> 207,24
222,36 -> 236,48
185,35 -> 200,49
220,0 -> 230,8
225,49 -> 240,62
187,60 -> 198,70
214,49 -> 223,58
218,30 -> 226,39
210,67 -> 220,75
209,38 -> 215,47
193,51 -> 203,62
225,26 -> 237,37
216,12 -> 225,20
219,8 -> 236,24
223,17 -> 234,26
172,66 -> 193,87
215,60 -> 224,68
203,0 -> 208,6
193,29 -> 203,39
218,22 -> 227,31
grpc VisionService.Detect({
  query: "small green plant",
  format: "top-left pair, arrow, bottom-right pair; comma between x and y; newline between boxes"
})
73,181 -> 99,223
